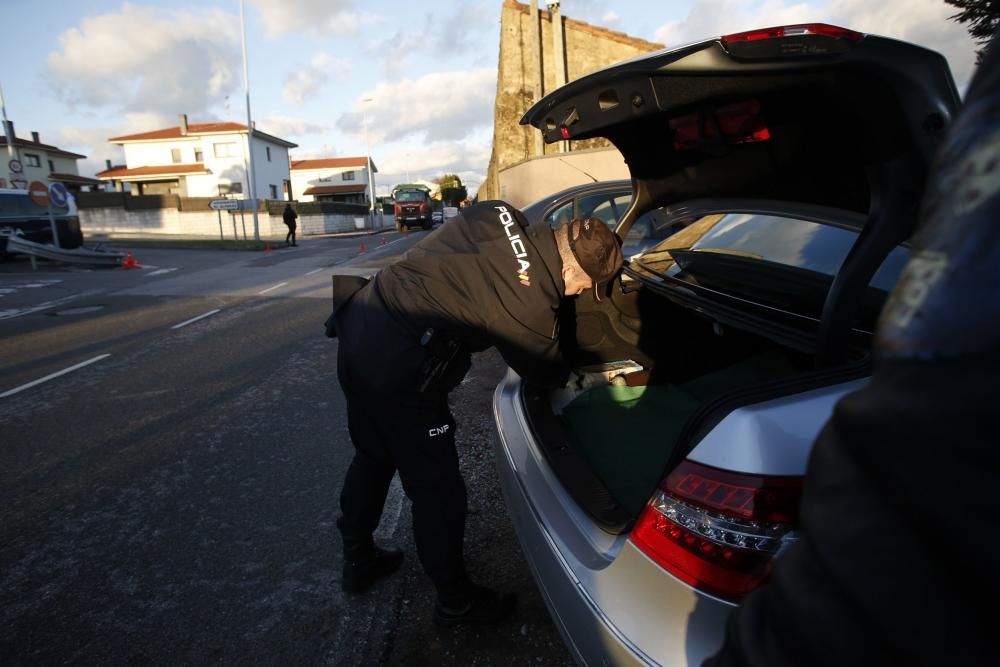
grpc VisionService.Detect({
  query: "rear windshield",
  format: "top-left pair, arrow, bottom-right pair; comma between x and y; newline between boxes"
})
0,192 -> 70,221
632,212 -> 910,330
394,191 -> 427,202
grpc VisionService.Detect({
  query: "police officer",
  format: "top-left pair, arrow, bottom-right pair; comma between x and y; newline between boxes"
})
331,200 -> 623,625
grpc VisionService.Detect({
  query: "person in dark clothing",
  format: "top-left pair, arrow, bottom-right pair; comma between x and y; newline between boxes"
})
283,204 -> 298,246
706,33 -> 1000,667
331,201 -> 623,625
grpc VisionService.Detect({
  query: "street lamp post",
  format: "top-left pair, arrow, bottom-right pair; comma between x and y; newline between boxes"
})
239,0 -> 260,240
361,98 -> 376,229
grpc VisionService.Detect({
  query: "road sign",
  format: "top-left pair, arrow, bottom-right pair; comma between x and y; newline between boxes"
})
28,180 -> 49,207
209,199 -> 240,211
8,159 -> 22,173
10,178 -> 27,190
49,182 -> 69,208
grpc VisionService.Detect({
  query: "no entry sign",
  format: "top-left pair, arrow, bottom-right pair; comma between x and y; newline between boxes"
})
28,181 -> 49,207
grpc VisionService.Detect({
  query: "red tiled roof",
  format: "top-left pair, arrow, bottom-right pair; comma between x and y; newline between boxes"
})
109,122 -> 297,148
96,163 -> 211,179
50,172 -> 104,186
0,137 -> 86,159
290,157 -> 377,172
302,184 -> 368,196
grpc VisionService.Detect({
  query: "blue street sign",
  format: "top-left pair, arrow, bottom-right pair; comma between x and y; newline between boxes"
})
48,182 -> 69,208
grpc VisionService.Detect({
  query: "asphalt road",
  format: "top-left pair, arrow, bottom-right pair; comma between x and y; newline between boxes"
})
0,231 -> 573,665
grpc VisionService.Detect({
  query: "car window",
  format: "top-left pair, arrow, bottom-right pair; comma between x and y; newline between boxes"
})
631,212 -> 910,329
544,202 -> 573,229
621,207 -> 688,257
395,191 -> 426,202
579,192 -> 631,228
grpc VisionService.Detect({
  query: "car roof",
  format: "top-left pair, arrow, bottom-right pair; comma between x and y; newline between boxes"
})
521,179 -> 631,223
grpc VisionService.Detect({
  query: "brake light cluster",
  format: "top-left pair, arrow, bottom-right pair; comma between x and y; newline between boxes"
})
722,23 -> 862,44
630,460 -> 801,603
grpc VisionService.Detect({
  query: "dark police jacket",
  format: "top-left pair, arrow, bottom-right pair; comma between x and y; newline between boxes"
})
342,200 -> 568,387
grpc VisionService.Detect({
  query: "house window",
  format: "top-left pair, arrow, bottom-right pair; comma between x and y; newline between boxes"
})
214,142 -> 238,158
171,148 -> 181,163
266,146 -> 272,162
342,171 -> 355,181
48,160 -> 55,172
195,148 -> 203,162
24,154 -> 40,167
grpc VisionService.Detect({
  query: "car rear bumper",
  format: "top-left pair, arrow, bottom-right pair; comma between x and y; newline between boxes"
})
493,372 -> 731,666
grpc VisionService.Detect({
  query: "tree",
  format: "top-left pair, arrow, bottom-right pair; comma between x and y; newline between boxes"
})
946,0 -> 1000,62
437,173 -> 468,206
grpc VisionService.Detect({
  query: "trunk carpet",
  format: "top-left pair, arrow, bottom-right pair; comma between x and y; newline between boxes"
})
560,351 -> 796,515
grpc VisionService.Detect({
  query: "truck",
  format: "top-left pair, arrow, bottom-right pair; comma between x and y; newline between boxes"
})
392,186 -> 433,231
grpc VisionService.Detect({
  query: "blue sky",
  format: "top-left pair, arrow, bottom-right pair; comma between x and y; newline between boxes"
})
1,0 -> 978,197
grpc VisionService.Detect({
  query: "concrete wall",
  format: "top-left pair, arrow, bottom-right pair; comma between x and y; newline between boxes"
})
78,206 -> 371,240
481,0 -> 662,202
498,146 -> 629,209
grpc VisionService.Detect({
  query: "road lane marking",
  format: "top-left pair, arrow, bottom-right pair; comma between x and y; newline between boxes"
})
171,308 -> 222,330
0,293 -> 87,320
145,268 -> 178,277
0,354 -> 112,398
257,282 -> 287,295
305,268 -> 324,276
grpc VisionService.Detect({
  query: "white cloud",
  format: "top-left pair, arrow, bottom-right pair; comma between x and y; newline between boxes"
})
602,10 -> 622,26
257,115 -> 328,138
47,4 -> 242,118
652,0 -> 977,90
373,4 -> 493,78
283,53 -> 352,105
248,0 -> 379,38
336,69 -> 497,144
56,127 -> 125,178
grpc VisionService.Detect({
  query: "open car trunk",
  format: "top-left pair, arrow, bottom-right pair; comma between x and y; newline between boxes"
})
516,26 -> 960,533
521,283 -> 866,532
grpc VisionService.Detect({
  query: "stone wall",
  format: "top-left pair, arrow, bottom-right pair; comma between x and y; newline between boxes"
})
482,0 -> 662,200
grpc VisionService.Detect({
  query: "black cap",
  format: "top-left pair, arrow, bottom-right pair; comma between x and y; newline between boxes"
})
565,217 -> 624,301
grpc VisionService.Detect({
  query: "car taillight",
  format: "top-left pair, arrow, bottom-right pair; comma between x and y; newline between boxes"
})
630,460 -> 801,603
721,23 -> 862,60
722,23 -> 862,44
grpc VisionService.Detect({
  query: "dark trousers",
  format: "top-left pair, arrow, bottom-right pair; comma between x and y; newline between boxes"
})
335,288 -> 469,594
285,224 -> 296,245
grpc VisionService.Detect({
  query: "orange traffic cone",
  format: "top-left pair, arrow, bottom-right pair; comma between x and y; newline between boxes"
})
121,250 -> 141,270
358,242 -> 366,253
264,242 -> 272,254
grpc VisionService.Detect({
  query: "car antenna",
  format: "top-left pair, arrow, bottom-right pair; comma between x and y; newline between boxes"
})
558,158 -> 598,183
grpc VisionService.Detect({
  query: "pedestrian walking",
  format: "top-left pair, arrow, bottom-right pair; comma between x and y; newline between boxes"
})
328,201 -> 623,626
283,203 -> 298,246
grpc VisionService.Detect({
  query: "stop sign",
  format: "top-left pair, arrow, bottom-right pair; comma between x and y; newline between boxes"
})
28,181 -> 49,207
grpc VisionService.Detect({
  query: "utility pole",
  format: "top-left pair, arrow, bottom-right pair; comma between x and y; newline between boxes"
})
0,79 -> 21,165
239,0 -> 260,240
362,98 -> 376,229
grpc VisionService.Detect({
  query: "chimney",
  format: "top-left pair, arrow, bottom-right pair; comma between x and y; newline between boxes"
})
31,131 -> 39,143
179,113 -> 189,136
105,159 -> 112,170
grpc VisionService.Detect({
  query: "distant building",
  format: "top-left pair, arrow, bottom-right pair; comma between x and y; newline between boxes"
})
96,114 -> 297,199
289,157 -> 377,204
0,122 -> 104,192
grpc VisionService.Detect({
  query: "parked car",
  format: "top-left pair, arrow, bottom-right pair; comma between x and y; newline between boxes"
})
432,210 -> 444,225
493,24 -> 959,666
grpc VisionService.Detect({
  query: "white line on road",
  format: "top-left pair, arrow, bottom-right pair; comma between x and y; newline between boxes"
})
145,268 -> 178,277
0,293 -> 83,320
171,308 -> 222,330
0,354 -> 112,398
305,268 -> 324,276
257,282 -> 287,295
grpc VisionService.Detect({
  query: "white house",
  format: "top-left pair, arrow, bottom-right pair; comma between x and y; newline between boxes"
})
0,121 -> 104,192
96,114 -> 297,199
289,157 -> 377,203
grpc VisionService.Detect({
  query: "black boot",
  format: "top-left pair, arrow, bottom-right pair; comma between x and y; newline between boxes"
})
433,581 -> 517,627
342,541 -> 404,594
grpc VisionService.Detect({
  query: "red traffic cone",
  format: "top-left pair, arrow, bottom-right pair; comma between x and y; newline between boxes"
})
121,250 -> 141,270
358,242 -> 366,254
264,242 -> 272,254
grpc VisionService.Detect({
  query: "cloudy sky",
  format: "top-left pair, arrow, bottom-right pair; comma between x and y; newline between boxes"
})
2,0 -> 978,197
